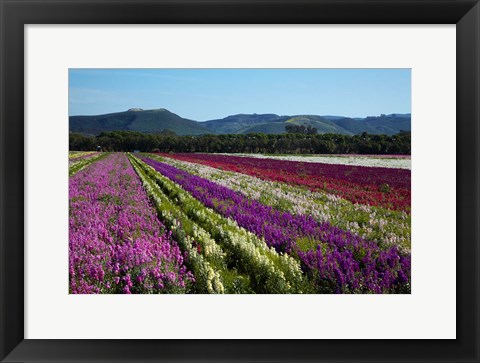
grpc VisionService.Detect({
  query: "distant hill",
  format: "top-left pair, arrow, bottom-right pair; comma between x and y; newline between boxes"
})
329,117 -> 378,134
322,115 -> 348,121
240,122 -> 287,134
284,116 -> 352,134
204,114 -> 352,135
360,114 -> 411,135
69,108 -> 211,136
204,113 -> 410,136
69,108 -> 411,136
202,114 -> 290,134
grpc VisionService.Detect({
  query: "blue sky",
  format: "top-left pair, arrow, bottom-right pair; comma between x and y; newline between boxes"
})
69,69 -> 411,121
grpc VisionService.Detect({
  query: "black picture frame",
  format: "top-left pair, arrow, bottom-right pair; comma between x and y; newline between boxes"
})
1,0 -> 479,362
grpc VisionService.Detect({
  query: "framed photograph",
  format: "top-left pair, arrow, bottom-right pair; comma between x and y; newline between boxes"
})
1,0 -> 478,362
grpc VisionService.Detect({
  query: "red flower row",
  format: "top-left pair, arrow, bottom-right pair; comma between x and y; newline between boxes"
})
161,153 -> 411,213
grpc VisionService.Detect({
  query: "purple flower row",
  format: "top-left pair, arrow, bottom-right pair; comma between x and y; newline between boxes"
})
69,153 -> 193,294
142,156 -> 411,293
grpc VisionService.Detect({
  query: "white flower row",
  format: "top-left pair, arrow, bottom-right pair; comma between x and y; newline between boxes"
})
130,155 -> 307,293
129,156 -> 225,294
219,153 -> 411,169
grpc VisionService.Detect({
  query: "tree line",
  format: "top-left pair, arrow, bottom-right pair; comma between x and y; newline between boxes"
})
69,131 -> 411,154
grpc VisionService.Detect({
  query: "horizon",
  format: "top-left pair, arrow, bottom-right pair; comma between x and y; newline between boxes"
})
69,69 -> 411,120
70,106 -> 411,120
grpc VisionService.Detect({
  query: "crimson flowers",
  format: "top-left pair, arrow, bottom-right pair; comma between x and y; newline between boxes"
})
163,153 -> 411,212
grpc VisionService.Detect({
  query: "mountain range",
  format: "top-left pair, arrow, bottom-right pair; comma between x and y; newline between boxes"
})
69,108 -> 411,136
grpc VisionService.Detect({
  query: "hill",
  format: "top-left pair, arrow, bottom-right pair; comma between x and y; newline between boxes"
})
69,108 -> 212,136
69,108 -> 411,136
360,114 -> 411,135
202,114 -> 290,134
204,114 -> 353,135
204,113 -> 410,136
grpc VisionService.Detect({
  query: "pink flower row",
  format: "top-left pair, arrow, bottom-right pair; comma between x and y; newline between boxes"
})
69,153 -> 193,294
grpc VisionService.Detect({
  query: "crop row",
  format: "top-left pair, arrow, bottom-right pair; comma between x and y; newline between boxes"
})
129,154 -> 307,293
129,155 -> 242,293
129,155 -> 308,293
148,154 -> 410,252
69,151 -> 98,160
221,153 -> 411,169
162,153 -> 411,212
69,153 -> 193,294
69,152 -> 106,176
141,155 -> 411,293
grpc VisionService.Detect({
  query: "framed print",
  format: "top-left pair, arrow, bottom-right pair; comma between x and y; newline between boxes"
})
1,0 -> 479,362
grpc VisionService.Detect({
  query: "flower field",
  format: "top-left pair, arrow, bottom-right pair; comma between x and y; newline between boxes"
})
69,152 -> 411,294
69,153 -> 193,293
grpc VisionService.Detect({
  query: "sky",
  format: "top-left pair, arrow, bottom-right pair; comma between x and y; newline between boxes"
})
69,69 -> 411,121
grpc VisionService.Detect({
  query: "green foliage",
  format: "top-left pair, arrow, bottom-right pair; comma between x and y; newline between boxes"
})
70,131 -> 411,155
285,124 -> 318,134
69,108 -> 211,136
